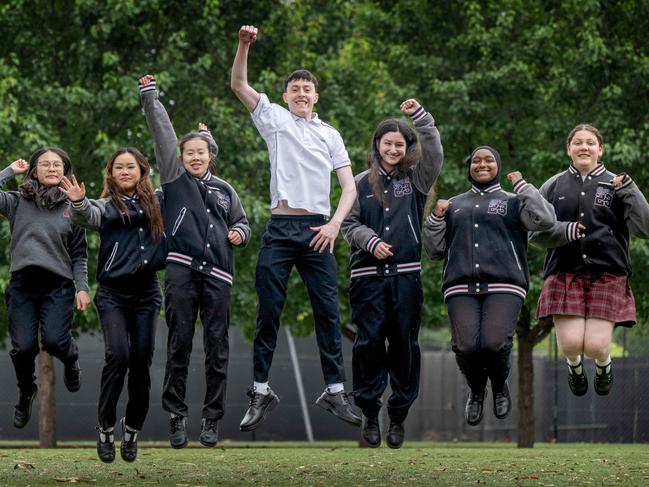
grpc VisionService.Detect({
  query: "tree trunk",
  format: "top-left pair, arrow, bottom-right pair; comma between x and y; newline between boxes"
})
516,306 -> 535,448
38,349 -> 57,448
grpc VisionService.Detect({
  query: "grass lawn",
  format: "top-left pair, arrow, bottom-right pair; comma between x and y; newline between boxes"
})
1,441 -> 649,486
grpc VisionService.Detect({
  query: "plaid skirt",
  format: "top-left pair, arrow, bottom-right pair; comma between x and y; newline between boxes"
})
536,271 -> 636,328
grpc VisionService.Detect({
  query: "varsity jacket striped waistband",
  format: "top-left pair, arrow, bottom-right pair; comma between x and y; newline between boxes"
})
443,282 -> 527,300
350,261 -> 421,279
167,251 -> 233,286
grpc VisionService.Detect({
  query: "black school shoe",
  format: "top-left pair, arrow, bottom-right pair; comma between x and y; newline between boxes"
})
493,382 -> 512,419
64,360 -> 81,392
361,415 -> 381,448
120,418 -> 138,462
199,418 -> 219,447
386,421 -> 405,449
169,415 -> 188,449
13,384 -> 38,429
465,390 -> 486,426
594,361 -> 613,396
315,390 -> 362,427
568,361 -> 588,396
240,387 -> 280,432
96,426 -> 115,463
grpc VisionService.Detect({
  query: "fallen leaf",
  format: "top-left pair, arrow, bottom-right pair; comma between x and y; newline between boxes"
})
14,462 -> 35,470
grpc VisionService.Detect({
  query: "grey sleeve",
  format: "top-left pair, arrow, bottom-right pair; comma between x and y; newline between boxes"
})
227,188 -> 251,248
422,213 -> 447,260
513,180 -> 557,231
411,110 -> 444,193
68,225 -> 89,292
140,85 -> 183,185
0,166 -> 20,219
341,193 -> 382,253
615,178 -> 649,239
528,175 -> 580,249
69,198 -> 107,232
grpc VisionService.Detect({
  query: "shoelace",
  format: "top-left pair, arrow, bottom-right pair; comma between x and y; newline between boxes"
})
247,388 -> 262,408
170,416 -> 184,433
203,419 -> 218,432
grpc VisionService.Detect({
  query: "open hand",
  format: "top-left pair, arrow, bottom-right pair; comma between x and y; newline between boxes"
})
59,175 -> 86,202
309,221 -> 340,253
400,98 -> 421,116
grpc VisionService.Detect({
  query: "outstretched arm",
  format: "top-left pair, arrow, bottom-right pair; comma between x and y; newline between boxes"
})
231,25 -> 261,112
0,159 -> 28,218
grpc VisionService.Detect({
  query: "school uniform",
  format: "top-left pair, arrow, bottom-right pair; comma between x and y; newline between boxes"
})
341,107 -> 443,421
141,83 -> 250,420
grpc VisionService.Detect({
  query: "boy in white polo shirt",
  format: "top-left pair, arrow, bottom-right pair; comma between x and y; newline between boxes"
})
231,24 -> 360,431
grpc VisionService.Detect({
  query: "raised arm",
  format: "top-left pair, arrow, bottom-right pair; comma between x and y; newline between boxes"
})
613,173 -> 649,239
138,75 -> 182,184
0,159 -> 28,218
231,25 -> 261,112
506,172 -> 556,231
60,175 -> 105,232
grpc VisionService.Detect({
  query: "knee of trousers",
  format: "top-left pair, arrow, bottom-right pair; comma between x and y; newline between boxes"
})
41,335 -> 72,357
10,342 -> 39,362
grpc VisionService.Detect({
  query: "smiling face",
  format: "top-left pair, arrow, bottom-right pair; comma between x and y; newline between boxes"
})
111,152 -> 142,195
567,129 -> 604,175
282,79 -> 318,119
181,137 -> 211,177
378,131 -> 406,171
35,150 -> 66,187
470,148 -> 499,183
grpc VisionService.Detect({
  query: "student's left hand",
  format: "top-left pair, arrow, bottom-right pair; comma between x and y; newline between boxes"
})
400,99 -> 421,116
507,172 -> 523,185
228,230 -> 243,246
310,221 -> 340,253
198,122 -> 211,134
612,173 -> 627,188
76,291 -> 91,311
59,175 -> 86,202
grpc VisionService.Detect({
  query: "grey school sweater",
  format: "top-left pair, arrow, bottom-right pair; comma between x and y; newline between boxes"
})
0,167 -> 89,291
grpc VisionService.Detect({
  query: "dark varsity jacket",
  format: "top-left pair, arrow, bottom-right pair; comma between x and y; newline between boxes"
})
423,180 -> 555,300
341,108 -> 444,278
140,82 -> 250,286
70,194 -> 167,284
529,164 -> 649,278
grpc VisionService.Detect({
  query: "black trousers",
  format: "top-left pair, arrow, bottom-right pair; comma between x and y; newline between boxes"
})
162,263 -> 231,420
5,267 -> 78,391
95,278 -> 161,430
350,273 -> 422,422
446,293 -> 523,394
253,215 -> 345,385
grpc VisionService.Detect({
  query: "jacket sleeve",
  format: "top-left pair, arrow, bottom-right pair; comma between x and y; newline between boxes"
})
69,198 -> 107,232
411,108 -> 444,194
68,223 -> 89,292
512,179 -> 556,231
615,176 -> 649,239
0,166 -> 20,219
422,212 -> 447,260
227,186 -> 251,248
341,190 -> 383,255
139,81 -> 183,185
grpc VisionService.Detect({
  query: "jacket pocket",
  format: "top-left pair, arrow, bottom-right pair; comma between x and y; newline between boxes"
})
171,207 -> 187,236
509,241 -> 522,271
104,242 -> 119,272
407,214 -> 420,244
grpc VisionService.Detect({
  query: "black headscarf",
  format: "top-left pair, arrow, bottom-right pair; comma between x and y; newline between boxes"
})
466,145 -> 501,190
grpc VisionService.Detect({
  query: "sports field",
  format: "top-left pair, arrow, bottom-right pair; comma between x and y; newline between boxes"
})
1,441 -> 648,486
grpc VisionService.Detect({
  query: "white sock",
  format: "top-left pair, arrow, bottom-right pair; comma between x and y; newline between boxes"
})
326,383 -> 344,394
124,424 -> 138,442
595,355 -> 612,375
254,381 -> 270,395
99,426 -> 114,443
567,356 -> 583,375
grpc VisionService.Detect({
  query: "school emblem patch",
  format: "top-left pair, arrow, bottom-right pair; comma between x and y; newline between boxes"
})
215,189 -> 231,212
393,178 -> 413,197
594,186 -> 613,208
488,199 -> 508,216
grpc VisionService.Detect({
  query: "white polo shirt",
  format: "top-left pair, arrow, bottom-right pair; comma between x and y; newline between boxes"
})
252,93 -> 351,217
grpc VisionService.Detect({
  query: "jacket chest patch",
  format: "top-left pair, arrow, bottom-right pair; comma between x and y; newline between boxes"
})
594,186 -> 613,208
214,189 -> 231,212
393,178 -> 412,197
488,199 -> 508,216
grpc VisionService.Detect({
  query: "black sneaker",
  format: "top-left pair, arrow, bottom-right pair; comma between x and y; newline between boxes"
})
493,382 -> 512,419
120,418 -> 138,462
13,385 -> 38,429
361,415 -> 381,448
568,361 -> 588,396
169,415 -> 188,449
386,421 -> 405,449
465,390 -> 486,426
199,418 -> 219,447
64,360 -> 81,392
315,390 -> 361,427
96,426 -> 115,463
240,387 -> 280,432
594,361 -> 613,396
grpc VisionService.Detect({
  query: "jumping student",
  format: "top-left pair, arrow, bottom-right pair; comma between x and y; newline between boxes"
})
423,146 -> 555,426
0,149 -> 90,429
341,98 -> 444,448
231,25 -> 360,431
139,75 -> 251,448
60,148 -> 166,463
530,124 -> 649,397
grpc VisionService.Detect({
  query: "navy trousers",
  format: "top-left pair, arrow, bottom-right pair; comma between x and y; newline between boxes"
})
350,273 -> 422,422
253,215 -> 346,385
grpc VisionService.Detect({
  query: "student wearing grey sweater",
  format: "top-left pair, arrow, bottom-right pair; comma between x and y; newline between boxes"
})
0,148 -> 90,430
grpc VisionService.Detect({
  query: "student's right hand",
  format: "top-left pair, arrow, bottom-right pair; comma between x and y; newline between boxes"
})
9,159 -> 29,175
373,241 -> 393,260
59,175 -> 86,202
138,74 -> 155,87
433,199 -> 452,217
239,25 -> 258,45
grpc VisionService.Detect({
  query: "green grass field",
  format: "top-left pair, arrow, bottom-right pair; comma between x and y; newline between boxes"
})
2,442 -> 649,486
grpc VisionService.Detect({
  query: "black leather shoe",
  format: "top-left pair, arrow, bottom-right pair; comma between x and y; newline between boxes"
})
493,382 -> 512,419
199,418 -> 219,447
120,418 -> 138,462
568,361 -> 588,396
96,426 -> 115,463
13,385 -> 38,429
465,390 -> 486,426
64,360 -> 81,392
315,390 -> 361,426
361,415 -> 381,448
594,362 -> 613,396
169,415 -> 188,449
240,387 -> 280,432
386,421 -> 405,449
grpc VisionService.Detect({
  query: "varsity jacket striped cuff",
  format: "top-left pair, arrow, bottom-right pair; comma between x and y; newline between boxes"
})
365,235 -> 382,254
139,80 -> 157,94
566,222 -> 581,241
614,173 -> 633,191
410,106 -> 428,124
70,198 -> 88,209
426,213 -> 445,225
230,223 -> 248,245
512,179 -> 528,193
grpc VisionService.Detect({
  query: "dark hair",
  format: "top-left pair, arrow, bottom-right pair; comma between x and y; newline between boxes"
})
566,124 -> 604,146
284,69 -> 319,92
20,147 -> 73,208
101,148 -> 164,240
366,119 -> 420,202
179,132 -> 219,174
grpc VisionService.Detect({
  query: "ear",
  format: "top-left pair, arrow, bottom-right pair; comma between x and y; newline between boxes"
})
599,144 -> 605,158
282,92 -> 289,104
313,92 -> 319,104
566,144 -> 571,157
